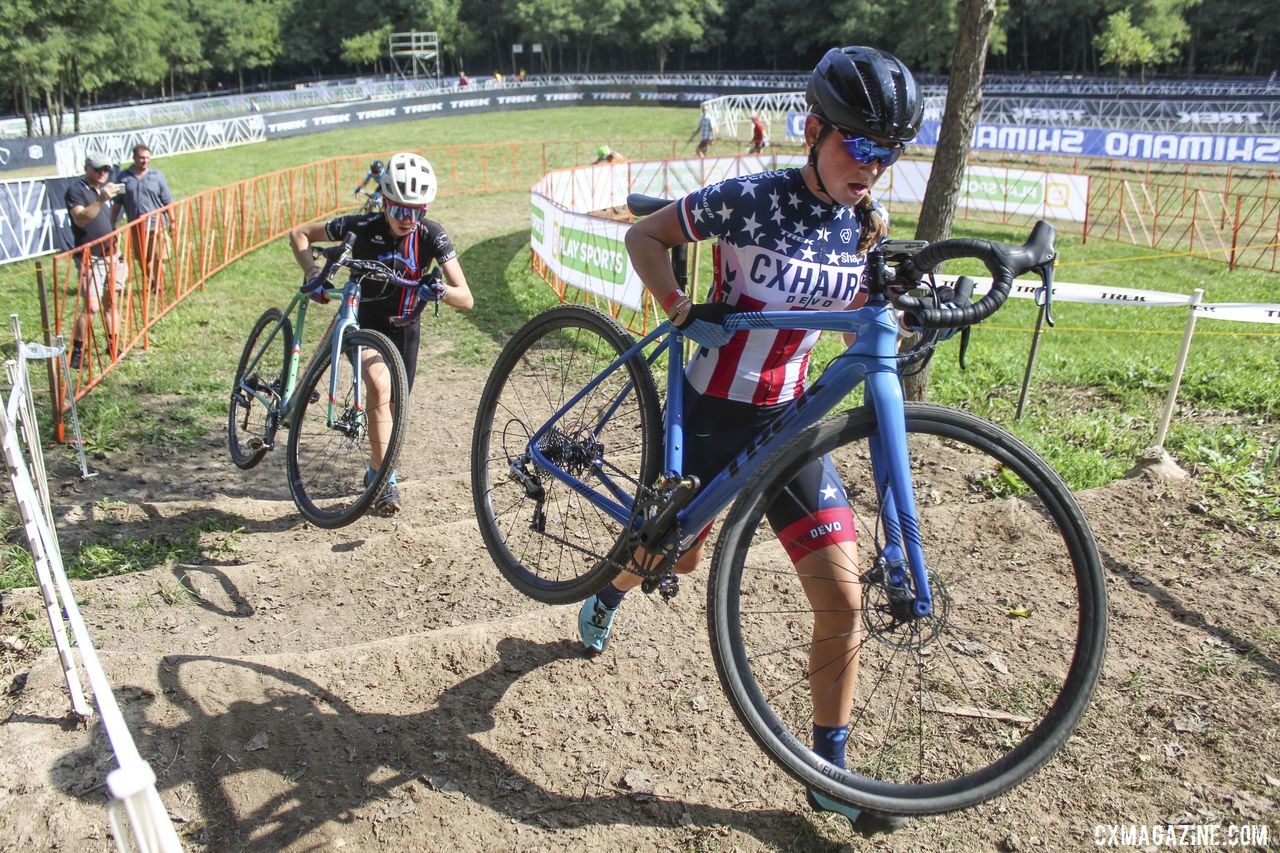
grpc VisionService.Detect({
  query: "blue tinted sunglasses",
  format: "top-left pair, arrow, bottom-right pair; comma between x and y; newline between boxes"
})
386,202 -> 427,222
819,118 -> 905,166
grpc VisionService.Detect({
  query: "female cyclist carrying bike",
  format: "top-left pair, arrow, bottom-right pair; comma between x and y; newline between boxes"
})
577,45 -> 922,834
290,152 -> 474,515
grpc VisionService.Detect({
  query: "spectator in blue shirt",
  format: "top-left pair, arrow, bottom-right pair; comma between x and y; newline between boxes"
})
119,144 -> 174,294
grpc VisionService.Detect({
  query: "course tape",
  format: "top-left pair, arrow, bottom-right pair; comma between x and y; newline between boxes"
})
935,274 -> 1280,325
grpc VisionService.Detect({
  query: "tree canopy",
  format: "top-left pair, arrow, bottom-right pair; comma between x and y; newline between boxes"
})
2,0 -> 1272,134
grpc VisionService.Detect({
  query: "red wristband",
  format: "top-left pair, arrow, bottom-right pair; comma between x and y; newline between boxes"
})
661,290 -> 686,313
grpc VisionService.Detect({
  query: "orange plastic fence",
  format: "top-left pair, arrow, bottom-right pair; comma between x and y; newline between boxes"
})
43,158 -> 347,439
1083,174 -> 1280,271
29,141 -> 1279,438
35,142 -> 680,439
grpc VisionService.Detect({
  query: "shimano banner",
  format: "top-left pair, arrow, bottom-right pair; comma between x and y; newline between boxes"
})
916,120 -> 1280,164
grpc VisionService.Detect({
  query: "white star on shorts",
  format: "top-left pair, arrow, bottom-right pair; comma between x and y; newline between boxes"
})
820,483 -> 839,501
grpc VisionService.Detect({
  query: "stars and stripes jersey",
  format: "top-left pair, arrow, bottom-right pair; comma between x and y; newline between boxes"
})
323,213 -> 457,325
675,168 -> 886,405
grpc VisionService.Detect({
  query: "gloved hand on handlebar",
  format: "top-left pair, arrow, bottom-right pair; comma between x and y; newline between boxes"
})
674,302 -> 738,349
901,277 -> 976,341
300,269 -> 330,304
390,270 -> 446,327
417,269 -> 447,302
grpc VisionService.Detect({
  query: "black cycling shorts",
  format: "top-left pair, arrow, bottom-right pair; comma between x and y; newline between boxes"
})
359,311 -> 420,392
680,379 -> 856,561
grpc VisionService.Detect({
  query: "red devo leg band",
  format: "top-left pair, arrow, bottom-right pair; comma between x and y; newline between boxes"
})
661,290 -> 686,313
777,508 -> 857,564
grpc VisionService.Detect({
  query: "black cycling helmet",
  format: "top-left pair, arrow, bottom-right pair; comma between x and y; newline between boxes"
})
370,159 -> 384,174
806,46 -> 922,143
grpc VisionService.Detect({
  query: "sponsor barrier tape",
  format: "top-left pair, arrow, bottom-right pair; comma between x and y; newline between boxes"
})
530,155 -> 1277,327
934,274 -> 1280,324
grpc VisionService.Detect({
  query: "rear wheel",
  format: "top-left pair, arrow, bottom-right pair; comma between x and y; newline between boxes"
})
709,403 -> 1107,816
229,308 -> 290,470
471,305 -> 662,604
285,329 -> 408,528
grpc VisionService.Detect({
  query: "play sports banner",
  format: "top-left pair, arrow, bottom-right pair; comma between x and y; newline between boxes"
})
531,193 -> 645,310
530,155 -> 1090,310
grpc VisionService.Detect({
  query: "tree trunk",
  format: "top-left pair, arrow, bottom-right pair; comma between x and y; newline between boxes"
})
905,0 -> 997,402
21,82 -> 34,137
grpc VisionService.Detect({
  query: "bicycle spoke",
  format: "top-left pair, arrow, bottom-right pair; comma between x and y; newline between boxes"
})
473,307 -> 661,603
711,404 -> 1105,815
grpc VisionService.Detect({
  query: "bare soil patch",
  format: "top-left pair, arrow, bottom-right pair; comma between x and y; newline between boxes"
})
2,362 -> 1278,851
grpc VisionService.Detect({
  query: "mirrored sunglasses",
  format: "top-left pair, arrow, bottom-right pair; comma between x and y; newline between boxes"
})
386,203 -> 426,222
821,120 -> 905,166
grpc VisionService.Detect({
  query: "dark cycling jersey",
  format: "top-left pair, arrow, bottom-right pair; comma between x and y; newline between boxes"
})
324,213 -> 456,319
322,213 -> 457,391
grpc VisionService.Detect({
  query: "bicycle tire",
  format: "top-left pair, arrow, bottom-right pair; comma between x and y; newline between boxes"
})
229,308 -> 291,470
471,305 -> 662,604
285,328 -> 409,528
709,403 -> 1106,816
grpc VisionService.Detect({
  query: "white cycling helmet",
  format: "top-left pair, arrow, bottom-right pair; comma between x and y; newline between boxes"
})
380,152 -> 438,207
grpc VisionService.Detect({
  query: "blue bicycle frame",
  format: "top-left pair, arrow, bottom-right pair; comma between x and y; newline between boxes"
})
525,295 -> 936,617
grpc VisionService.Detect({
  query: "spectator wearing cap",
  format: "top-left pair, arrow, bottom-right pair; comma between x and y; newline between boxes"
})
593,145 -> 627,164
119,143 -> 174,295
65,152 -> 126,370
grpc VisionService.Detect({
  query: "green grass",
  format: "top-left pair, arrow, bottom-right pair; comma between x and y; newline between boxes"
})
1,105 -> 1277,590
0,515 -> 244,590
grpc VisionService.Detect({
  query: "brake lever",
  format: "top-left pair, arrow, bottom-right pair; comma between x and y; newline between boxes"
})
1035,261 -> 1056,328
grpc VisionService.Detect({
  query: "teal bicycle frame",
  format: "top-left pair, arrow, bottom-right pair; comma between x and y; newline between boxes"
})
242,277 -> 368,439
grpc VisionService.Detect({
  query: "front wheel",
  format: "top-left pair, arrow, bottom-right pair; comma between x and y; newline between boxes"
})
471,305 -> 662,604
285,329 -> 408,528
229,308 -> 291,470
709,403 -> 1107,816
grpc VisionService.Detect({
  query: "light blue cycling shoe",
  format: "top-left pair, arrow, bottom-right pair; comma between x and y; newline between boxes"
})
807,789 -> 908,835
578,595 -> 618,653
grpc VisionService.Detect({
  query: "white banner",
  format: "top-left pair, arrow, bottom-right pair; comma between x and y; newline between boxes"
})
0,178 -> 56,263
532,193 -> 645,310
530,155 -> 1272,325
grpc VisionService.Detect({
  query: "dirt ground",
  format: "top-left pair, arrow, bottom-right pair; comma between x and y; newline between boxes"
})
1,362 -> 1278,852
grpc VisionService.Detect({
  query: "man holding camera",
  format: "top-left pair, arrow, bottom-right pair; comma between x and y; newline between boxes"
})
64,152 -> 126,370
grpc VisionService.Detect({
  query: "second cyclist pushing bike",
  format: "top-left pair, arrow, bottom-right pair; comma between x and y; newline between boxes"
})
291,151 -> 474,515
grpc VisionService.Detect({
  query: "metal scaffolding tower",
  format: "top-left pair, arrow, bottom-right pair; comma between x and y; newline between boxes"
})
389,32 -> 442,81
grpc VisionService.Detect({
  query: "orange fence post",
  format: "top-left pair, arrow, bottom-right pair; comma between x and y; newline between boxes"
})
1229,195 -> 1243,270
34,262 -> 65,443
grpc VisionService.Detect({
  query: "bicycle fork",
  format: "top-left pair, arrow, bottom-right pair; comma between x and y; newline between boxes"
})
864,371 -> 934,619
